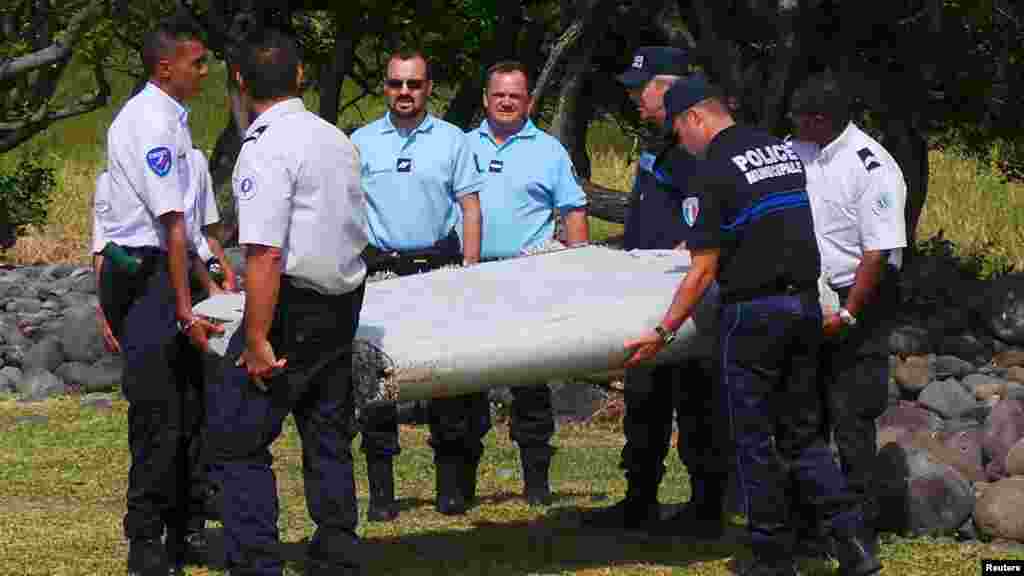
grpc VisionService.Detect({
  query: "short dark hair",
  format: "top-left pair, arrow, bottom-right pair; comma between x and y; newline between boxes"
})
485,60 -> 531,91
141,13 -> 204,77
388,50 -> 431,81
238,27 -> 302,101
790,71 -> 851,126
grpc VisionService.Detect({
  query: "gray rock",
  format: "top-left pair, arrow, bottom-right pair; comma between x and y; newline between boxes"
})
933,355 -> 974,380
13,414 -> 48,426
988,274 -> 1024,345
59,292 -> 98,310
83,358 -> 120,393
0,371 -> 15,394
0,344 -> 26,366
80,393 -> 114,412
877,401 -> 945,436
55,361 -> 91,388
890,324 -> 932,356
919,378 -> 979,419
60,305 -> 105,363
17,368 -> 65,401
22,337 -> 63,373
873,441 -> 975,537
984,398 -> 1024,480
894,355 -> 933,396
1,365 -> 22,382
6,298 -> 41,314
1006,438 -> 1024,477
963,373 -> 1009,397
40,263 -> 77,281
0,320 -> 29,346
975,478 -> 1024,542
550,380 -> 607,422
940,333 -> 993,365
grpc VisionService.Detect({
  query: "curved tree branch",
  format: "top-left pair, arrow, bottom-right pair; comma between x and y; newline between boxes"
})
0,0 -> 105,83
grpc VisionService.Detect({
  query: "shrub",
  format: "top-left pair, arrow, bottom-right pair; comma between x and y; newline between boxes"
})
0,158 -> 56,249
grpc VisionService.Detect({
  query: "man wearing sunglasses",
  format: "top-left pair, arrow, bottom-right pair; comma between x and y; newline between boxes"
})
350,50 -> 484,519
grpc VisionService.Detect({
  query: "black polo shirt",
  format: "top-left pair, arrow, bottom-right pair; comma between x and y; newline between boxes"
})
685,125 -> 820,304
622,139 -> 699,251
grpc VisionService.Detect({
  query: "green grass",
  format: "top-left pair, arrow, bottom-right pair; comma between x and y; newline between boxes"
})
1,396 -> 1019,575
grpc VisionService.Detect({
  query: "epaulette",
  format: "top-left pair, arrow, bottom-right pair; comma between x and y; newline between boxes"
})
242,125 -> 269,145
856,147 -> 881,172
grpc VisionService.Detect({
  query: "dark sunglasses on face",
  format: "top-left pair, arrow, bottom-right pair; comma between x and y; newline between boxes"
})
385,78 -> 426,90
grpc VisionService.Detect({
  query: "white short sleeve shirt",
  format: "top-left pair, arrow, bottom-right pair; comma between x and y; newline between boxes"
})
232,98 -> 368,295
800,122 -> 908,288
185,149 -> 219,263
103,83 -> 193,249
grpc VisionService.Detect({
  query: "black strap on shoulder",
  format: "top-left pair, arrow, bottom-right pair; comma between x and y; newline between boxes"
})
241,125 -> 268,145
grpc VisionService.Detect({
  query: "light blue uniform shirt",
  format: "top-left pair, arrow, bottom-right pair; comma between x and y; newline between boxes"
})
351,113 -> 482,252
468,119 -> 586,260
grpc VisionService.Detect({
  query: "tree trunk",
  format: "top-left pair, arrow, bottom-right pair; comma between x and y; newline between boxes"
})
319,9 -> 359,125
758,0 -> 800,132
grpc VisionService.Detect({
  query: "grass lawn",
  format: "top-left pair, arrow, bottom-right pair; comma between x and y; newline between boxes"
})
1,397 -> 1018,575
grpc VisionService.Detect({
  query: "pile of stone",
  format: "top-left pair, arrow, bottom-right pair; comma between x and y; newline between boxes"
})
4,242 -> 1024,543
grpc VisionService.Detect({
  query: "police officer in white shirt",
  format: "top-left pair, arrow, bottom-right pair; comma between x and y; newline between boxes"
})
205,27 -> 367,576
99,14 -> 222,576
186,148 -> 237,293
789,72 -> 907,561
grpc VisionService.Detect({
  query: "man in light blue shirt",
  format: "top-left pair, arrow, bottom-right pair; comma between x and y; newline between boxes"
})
350,50 -> 484,520
466,60 -> 589,505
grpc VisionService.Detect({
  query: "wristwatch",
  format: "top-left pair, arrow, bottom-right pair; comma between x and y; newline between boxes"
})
838,308 -> 858,327
654,324 -> 677,345
178,316 -> 199,333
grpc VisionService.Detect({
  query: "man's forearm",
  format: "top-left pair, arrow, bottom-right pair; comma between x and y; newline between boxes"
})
206,232 -> 231,271
459,193 -> 481,264
564,208 -> 589,246
93,253 -> 104,296
160,213 -> 193,321
843,250 -> 886,317
244,245 -> 282,347
660,250 -> 719,333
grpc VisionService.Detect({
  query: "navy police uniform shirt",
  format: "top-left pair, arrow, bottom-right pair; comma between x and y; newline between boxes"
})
685,125 -> 820,303
623,138 -> 699,251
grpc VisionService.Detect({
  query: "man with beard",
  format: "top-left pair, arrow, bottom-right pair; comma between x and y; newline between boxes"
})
350,50 -> 484,518
465,60 -> 589,506
581,47 -> 725,539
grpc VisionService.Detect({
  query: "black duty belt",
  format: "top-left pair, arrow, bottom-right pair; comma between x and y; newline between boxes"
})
363,229 -> 461,275
721,279 -> 817,306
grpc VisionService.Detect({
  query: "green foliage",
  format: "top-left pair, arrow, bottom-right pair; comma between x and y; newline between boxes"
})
0,158 -> 55,240
930,123 -> 1024,183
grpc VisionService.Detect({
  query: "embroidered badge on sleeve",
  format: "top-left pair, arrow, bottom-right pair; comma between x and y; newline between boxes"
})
146,147 -> 173,177
682,196 -> 700,227
237,177 -> 256,201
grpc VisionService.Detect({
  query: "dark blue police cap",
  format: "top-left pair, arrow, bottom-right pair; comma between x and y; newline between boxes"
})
617,46 -> 690,88
663,73 -> 714,131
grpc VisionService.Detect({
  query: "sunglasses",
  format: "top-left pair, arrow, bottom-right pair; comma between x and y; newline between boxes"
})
385,78 -> 427,90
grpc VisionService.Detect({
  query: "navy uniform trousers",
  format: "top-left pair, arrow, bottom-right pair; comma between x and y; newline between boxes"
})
817,273 -> 899,529
719,288 -> 863,559
206,279 -> 365,576
620,358 -> 724,503
99,247 -> 205,566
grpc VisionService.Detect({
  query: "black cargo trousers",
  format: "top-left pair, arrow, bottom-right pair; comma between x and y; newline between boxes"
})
99,246 -> 205,566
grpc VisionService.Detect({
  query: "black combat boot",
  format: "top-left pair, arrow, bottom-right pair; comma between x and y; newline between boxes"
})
658,472 -> 725,539
127,538 -> 168,576
366,457 -> 398,522
435,456 -> 468,516
520,445 -> 554,506
580,469 -> 659,532
742,532 -> 798,576
834,525 -> 881,576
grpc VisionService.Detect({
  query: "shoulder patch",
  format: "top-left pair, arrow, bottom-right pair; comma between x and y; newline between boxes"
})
146,147 -> 173,177
682,196 -> 700,227
242,125 -> 269,145
856,147 -> 881,172
236,176 -> 256,201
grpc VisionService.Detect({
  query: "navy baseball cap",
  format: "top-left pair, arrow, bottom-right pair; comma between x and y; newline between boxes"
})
618,46 -> 690,88
663,73 -> 715,131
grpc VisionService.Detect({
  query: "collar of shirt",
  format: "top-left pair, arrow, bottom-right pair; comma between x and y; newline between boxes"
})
476,118 -> 539,147
816,121 -> 856,165
144,82 -> 190,127
380,112 -> 435,136
246,98 -> 306,138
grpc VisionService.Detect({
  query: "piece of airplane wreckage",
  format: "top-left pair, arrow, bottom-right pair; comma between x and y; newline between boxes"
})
194,244 -> 839,410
